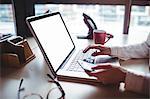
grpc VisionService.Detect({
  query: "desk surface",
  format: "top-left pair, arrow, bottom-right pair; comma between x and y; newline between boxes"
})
0,32 -> 149,99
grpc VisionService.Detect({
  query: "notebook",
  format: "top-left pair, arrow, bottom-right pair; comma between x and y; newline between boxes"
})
26,12 -> 120,83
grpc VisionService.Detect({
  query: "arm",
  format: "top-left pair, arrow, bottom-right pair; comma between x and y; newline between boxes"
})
83,34 -> 149,60
111,34 -> 150,60
86,64 -> 150,95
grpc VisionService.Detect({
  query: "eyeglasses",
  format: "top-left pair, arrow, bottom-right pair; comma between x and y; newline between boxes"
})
18,74 -> 65,99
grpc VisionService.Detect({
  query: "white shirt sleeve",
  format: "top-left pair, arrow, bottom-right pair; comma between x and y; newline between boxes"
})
110,33 -> 150,60
125,72 -> 150,95
110,34 -> 150,95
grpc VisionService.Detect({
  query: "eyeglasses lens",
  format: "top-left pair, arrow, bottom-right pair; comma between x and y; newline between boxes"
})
47,87 -> 63,99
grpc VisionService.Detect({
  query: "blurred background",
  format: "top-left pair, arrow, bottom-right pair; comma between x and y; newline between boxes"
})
0,4 -> 150,36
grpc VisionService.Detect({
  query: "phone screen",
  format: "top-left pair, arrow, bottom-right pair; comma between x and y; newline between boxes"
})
77,60 -> 94,72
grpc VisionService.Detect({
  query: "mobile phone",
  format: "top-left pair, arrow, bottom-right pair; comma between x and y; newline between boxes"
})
77,60 -> 94,72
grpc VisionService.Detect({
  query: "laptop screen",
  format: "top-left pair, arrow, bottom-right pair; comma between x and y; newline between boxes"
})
27,12 -> 75,72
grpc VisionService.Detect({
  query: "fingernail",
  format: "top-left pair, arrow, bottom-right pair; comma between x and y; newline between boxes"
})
92,53 -> 96,56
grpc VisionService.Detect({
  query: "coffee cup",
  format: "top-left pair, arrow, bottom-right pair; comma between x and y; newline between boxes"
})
93,30 -> 113,45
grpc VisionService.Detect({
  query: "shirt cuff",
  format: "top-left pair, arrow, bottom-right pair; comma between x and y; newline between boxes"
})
125,72 -> 149,95
110,47 -> 118,56
110,47 -> 130,60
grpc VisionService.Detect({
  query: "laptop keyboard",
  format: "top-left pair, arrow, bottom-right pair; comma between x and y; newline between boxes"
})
67,50 -> 95,72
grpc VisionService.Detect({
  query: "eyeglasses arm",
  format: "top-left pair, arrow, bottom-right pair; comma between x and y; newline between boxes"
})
47,74 -> 65,98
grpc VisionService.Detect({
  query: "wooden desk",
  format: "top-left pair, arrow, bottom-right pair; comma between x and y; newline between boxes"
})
0,33 -> 149,99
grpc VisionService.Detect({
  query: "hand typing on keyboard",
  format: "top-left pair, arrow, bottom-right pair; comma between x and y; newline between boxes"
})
83,45 -> 111,56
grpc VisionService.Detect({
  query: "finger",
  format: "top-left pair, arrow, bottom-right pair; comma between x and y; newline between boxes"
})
92,64 -> 112,70
83,45 -> 92,53
92,52 -> 109,56
91,51 -> 106,56
91,51 -> 99,56
92,45 -> 105,50
83,45 -> 107,53
85,70 -> 106,77
85,70 -> 99,77
83,45 -> 97,53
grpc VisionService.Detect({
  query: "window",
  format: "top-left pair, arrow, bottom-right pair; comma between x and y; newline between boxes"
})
129,6 -> 150,34
35,4 -> 125,35
0,4 -> 15,35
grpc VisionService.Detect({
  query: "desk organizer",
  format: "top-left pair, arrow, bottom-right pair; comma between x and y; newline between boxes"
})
0,35 -> 35,67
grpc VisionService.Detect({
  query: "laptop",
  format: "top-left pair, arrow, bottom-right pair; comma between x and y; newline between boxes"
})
26,12 -> 120,83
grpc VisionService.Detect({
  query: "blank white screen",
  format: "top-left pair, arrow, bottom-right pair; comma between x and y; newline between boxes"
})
30,14 -> 74,71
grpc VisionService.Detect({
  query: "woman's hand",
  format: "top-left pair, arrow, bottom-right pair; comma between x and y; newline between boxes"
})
83,45 -> 111,56
85,64 -> 127,84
